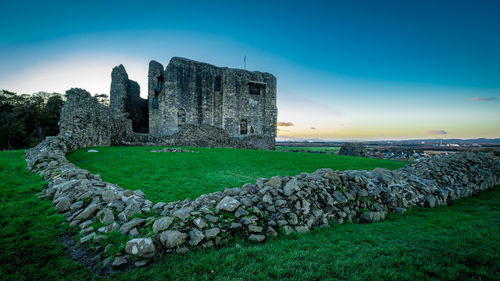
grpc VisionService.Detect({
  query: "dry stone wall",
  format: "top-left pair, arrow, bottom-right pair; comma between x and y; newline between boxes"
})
25,88 -> 500,272
26,138 -> 500,270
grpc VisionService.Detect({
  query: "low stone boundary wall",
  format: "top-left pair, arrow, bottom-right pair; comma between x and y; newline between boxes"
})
26,133 -> 500,270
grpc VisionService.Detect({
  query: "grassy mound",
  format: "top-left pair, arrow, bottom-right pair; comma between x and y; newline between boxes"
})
67,146 -> 405,203
0,150 -> 498,280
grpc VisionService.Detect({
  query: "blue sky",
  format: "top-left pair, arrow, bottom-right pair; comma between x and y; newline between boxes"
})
1,0 -> 499,139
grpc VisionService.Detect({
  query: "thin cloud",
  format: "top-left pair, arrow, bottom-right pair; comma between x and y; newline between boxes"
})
470,97 -> 498,102
427,130 -> 448,135
277,128 -> 291,132
276,135 -> 307,142
277,122 -> 294,127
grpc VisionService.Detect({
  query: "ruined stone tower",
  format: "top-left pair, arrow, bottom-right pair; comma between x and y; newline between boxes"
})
109,57 -> 277,150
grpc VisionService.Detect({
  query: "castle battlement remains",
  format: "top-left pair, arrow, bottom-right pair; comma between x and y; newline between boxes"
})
109,57 -> 277,150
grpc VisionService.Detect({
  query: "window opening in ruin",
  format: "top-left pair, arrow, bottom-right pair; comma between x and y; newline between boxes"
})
249,126 -> 255,134
248,81 -> 266,95
240,119 -> 248,135
178,108 -> 186,126
249,83 -> 260,95
154,75 -> 164,93
215,76 -> 222,92
152,75 -> 164,110
126,93 -> 149,134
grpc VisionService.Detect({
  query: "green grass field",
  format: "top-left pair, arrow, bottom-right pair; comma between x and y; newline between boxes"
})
1,149 -> 499,280
67,146 -> 404,203
0,148 -> 500,280
275,146 -> 340,153
0,150 -> 94,280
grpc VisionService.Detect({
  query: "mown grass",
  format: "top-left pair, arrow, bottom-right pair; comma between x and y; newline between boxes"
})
276,146 -> 340,153
67,146 -> 405,203
121,189 -> 500,281
0,150 -> 93,280
1,149 -> 499,280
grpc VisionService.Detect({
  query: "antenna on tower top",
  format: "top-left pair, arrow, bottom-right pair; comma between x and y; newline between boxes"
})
244,55 -> 246,70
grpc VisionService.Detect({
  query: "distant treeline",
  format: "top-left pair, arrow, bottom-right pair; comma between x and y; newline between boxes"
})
0,90 -> 109,150
0,90 -> 110,150
0,90 -> 65,149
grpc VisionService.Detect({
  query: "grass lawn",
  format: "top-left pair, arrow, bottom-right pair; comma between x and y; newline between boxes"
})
276,146 -> 340,153
0,150 -> 94,280
0,150 -> 499,280
67,146 -> 404,203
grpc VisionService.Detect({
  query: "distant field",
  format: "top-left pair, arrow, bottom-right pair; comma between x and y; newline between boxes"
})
276,146 -> 340,153
1,150 -> 499,280
67,146 -> 405,203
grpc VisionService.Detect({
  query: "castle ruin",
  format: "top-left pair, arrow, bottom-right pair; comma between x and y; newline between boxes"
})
109,57 -> 277,150
23,57 -> 500,271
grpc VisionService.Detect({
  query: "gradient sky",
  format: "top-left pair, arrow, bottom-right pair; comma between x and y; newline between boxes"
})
1,0 -> 499,140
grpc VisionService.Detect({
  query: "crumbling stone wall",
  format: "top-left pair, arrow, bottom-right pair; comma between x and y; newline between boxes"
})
26,127 -> 500,270
148,57 -> 277,150
110,65 -> 149,136
58,88 -> 111,152
55,86 -> 269,150
104,58 -> 277,150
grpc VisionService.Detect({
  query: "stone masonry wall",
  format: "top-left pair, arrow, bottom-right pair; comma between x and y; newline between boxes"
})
50,58 -> 277,150
58,88 -> 111,153
109,65 -> 150,144
108,60 -> 273,149
26,128 -> 500,271
55,63 -> 260,149
148,57 -> 277,150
